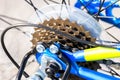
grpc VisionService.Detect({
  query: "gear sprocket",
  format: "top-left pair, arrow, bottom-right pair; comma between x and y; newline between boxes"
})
31,18 -> 96,49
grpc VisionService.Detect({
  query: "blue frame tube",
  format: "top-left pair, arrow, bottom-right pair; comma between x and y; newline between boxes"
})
60,49 -> 120,80
77,66 -> 120,80
36,47 -> 120,80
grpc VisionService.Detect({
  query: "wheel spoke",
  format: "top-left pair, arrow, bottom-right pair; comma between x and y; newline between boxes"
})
25,0 -> 49,22
96,0 -> 105,20
94,0 -> 120,16
79,0 -> 94,12
59,0 -> 70,19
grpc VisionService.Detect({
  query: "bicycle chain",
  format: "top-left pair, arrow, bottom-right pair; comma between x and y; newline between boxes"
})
31,18 -> 96,49
31,18 -> 101,80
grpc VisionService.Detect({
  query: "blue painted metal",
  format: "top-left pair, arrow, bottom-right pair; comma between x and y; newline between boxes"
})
35,42 -> 120,80
77,66 -> 120,80
73,50 -> 86,62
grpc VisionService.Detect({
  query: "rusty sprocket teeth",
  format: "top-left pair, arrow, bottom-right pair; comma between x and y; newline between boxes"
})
31,18 -> 96,49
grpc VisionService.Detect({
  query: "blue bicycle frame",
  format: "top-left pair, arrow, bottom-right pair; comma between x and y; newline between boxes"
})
35,43 -> 120,80
75,0 -> 120,28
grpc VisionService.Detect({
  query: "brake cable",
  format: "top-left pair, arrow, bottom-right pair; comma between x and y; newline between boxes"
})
16,48 -> 36,80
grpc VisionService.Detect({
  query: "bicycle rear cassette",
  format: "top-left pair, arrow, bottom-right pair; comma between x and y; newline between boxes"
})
30,4 -> 102,80
31,18 -> 96,49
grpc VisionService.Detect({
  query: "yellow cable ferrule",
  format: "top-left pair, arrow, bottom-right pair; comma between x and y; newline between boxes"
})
84,47 -> 120,61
